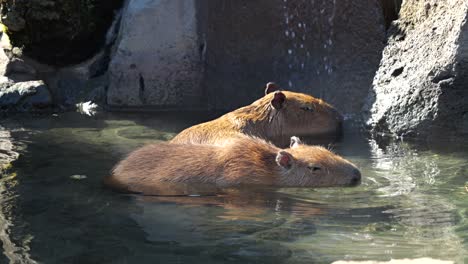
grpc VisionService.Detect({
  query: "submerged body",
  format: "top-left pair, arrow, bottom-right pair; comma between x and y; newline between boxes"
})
171,83 -> 343,146
105,136 -> 361,195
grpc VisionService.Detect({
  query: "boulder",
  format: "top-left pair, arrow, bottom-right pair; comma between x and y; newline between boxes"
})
363,0 -> 468,137
0,80 -> 52,111
107,0 -> 204,108
0,0 -> 124,66
200,0 -> 385,113
107,0 -> 386,114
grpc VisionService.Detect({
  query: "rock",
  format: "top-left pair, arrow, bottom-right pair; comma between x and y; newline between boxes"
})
107,0 -> 204,108
107,0 -> 386,114
200,0 -> 385,114
363,0 -> 468,137
0,44 -> 10,77
0,0 -> 124,66
1,29 -> 38,82
0,80 -> 52,111
0,128 -> 18,170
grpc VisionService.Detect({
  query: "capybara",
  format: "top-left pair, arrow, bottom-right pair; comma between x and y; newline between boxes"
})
170,82 -> 343,146
104,136 -> 361,195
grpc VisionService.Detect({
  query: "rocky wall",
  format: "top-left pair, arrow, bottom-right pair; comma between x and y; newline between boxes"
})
106,0 -> 386,115
363,0 -> 468,137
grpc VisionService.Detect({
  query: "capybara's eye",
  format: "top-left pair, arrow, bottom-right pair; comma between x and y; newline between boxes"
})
300,106 -> 314,112
307,165 -> 321,171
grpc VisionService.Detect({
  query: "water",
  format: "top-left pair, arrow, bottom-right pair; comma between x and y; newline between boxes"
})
1,112 -> 467,264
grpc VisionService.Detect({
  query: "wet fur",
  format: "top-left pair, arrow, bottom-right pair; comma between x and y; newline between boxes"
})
105,136 -> 360,195
170,91 -> 342,145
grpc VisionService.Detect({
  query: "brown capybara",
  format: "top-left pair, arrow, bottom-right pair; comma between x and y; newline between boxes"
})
104,136 -> 361,196
170,82 -> 343,146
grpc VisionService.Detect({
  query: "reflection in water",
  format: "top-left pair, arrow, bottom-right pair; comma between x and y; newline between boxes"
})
0,113 -> 467,263
0,176 -> 37,263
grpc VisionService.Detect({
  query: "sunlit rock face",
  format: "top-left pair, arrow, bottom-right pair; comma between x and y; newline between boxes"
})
363,0 -> 468,138
107,0 -> 386,115
107,0 -> 204,108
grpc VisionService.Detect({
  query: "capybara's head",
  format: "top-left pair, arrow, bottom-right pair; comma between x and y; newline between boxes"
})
274,136 -> 361,187
263,82 -> 343,137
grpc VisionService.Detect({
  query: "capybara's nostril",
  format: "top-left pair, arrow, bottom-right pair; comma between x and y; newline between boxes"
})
350,168 -> 361,186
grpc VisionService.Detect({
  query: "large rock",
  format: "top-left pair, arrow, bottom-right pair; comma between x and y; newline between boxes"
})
107,0 -> 204,108
363,0 -> 468,137
107,0 -> 386,114
0,0 -> 124,66
0,80 -> 52,111
200,0 -> 385,113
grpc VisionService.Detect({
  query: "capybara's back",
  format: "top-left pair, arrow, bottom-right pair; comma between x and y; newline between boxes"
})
170,82 -> 342,146
105,136 -> 361,195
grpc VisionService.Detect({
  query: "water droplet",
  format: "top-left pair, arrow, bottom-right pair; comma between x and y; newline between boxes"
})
288,49 -> 292,55
291,31 -> 295,38
285,30 -> 289,37
300,44 -> 304,48
298,23 -> 302,28
288,80 -> 293,87
301,63 -> 305,69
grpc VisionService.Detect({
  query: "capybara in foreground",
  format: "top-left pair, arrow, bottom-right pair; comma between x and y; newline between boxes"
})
170,82 -> 343,146
105,136 -> 361,195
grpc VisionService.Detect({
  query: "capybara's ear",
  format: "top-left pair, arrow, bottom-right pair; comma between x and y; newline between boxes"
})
264,82 -> 280,95
271,91 -> 286,110
290,136 -> 302,148
276,150 -> 294,169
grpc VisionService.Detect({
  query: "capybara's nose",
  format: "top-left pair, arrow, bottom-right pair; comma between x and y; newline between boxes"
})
350,168 -> 361,186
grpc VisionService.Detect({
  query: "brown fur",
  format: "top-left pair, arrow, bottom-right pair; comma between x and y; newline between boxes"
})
105,136 -> 360,196
170,90 -> 343,146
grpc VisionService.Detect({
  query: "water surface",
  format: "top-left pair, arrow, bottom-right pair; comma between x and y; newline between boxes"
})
1,112 -> 467,263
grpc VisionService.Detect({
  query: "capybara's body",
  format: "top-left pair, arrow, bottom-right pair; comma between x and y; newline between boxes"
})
171,85 -> 343,146
105,136 -> 360,195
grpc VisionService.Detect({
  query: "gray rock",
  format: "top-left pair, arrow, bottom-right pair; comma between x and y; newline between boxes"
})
363,0 -> 468,137
0,0 -> 124,66
0,80 -> 52,111
0,128 -> 19,169
200,0 -> 385,114
107,0 -> 204,108
107,0 -> 386,114
0,45 -> 10,77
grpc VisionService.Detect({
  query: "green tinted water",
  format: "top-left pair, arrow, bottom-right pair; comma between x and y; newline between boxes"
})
1,112 -> 467,264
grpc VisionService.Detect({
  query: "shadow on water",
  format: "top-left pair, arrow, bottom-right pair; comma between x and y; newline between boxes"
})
0,112 -> 467,263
